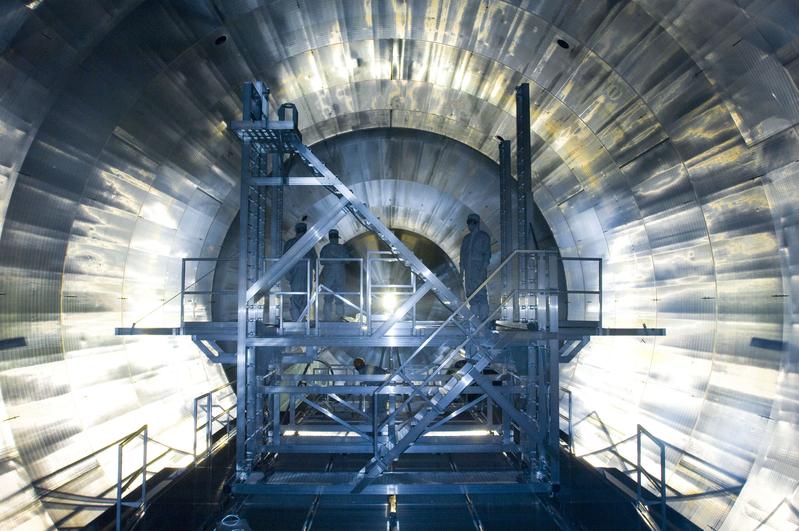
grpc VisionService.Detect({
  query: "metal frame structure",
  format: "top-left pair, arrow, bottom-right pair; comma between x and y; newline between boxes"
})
516,82 -> 533,254
116,81 -> 664,499
573,420 -> 745,530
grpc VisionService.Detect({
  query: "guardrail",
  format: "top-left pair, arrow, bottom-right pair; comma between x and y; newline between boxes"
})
560,256 -> 602,327
193,381 -> 237,464
24,380 -> 236,530
315,256 -> 364,328
635,424 -> 745,530
572,417 -> 744,531
637,424 -> 667,530
30,425 -> 150,531
115,426 -> 148,531
366,251 -> 418,333
180,257 -> 237,332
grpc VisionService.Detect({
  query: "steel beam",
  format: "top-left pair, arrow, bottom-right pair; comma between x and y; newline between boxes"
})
246,198 -> 349,301
559,336 -> 589,363
498,137 -> 514,302
470,372 -> 538,437
515,83 -> 532,253
192,337 -> 235,364
291,141 -> 477,327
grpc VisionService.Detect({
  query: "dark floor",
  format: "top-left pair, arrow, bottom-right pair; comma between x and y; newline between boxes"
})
124,443 -> 237,531
120,437 -> 693,531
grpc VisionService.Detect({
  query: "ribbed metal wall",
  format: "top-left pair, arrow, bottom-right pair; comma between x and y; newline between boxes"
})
0,1 -> 798,529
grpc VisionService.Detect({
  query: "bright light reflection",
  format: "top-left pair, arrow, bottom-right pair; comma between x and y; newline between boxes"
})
423,429 -> 492,437
381,292 -> 399,312
283,429 -> 493,438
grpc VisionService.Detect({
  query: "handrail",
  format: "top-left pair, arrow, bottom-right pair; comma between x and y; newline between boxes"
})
637,424 -> 667,531
633,424 -> 745,530
372,250 -> 530,395
26,381 -> 237,530
314,257 -> 364,328
371,249 -> 567,398
366,251 -> 417,333
31,426 -> 150,501
372,292 -> 515,436
193,380 -> 237,464
116,425 -> 147,531
32,430 -> 147,489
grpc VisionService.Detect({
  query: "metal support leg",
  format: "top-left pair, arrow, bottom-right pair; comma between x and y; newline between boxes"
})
499,138 -> 514,315
236,140 -> 252,477
516,82 -> 532,257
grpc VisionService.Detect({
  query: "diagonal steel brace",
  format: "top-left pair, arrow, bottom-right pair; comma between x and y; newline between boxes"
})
246,197 -> 349,301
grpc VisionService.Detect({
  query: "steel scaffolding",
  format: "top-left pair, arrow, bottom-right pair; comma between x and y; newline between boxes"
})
117,81 -> 664,497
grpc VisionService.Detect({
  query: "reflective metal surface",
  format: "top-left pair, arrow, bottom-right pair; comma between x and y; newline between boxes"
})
0,0 -> 798,529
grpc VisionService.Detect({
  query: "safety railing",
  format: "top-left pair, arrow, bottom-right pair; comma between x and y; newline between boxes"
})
637,424 -> 667,531
263,257 -> 314,332
115,426 -> 148,531
561,256 -> 602,326
193,381 -> 237,464
17,379 -> 237,530
29,425 -> 150,531
571,418 -> 744,531
174,250 -> 601,339
314,256 -> 364,327
180,257 -> 237,331
366,250 -> 420,333
500,253 -> 602,329
636,424 -> 745,530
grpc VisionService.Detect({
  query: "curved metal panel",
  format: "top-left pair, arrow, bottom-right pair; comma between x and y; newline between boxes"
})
0,0 -> 797,529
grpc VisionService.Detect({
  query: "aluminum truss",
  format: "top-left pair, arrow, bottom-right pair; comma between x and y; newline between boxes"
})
116,81 -> 664,497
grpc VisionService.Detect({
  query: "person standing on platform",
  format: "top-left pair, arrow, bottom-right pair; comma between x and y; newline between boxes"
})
459,213 -> 491,322
319,229 -> 351,321
283,222 -> 317,321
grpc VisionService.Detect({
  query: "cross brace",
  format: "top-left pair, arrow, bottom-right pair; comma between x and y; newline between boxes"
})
229,91 -> 551,492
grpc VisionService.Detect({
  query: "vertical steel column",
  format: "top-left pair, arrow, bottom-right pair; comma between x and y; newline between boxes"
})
516,84 -> 535,327
245,175 -> 259,463
243,176 -> 260,466
546,253 -> 560,487
535,344 -> 546,478
498,138 -> 513,320
265,146 -> 283,445
526,344 -> 537,473
235,137 -> 251,475
253,157 -> 267,452
515,83 -> 532,255
254,151 -> 263,281
236,82 -> 269,476
270,153 -> 284,259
